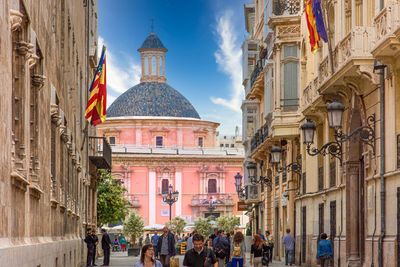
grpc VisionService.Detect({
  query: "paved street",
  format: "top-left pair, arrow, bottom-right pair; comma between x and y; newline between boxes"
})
96,252 -> 298,267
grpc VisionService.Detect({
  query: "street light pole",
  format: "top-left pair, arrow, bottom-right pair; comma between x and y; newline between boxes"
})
162,184 -> 179,222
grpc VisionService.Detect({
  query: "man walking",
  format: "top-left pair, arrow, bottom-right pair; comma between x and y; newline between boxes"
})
84,228 -> 95,267
156,226 -> 176,267
151,231 -> 160,247
101,229 -> 112,266
183,233 -> 217,267
282,229 -> 295,266
212,230 -> 229,267
145,233 -> 151,245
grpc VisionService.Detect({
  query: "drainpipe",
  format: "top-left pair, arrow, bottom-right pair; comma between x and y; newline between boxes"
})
377,65 -> 386,267
371,177 -> 377,267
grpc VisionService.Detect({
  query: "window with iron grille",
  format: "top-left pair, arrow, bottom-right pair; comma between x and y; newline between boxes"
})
318,203 -> 324,236
109,136 -> 115,145
156,136 -> 163,147
330,161 -> 336,187
330,201 -> 336,241
282,171 -> 287,183
302,172 -> 306,194
301,206 -> 307,263
275,174 -> 279,186
318,166 -> 324,191
161,179 -> 169,194
198,137 -> 203,147
208,179 -> 217,193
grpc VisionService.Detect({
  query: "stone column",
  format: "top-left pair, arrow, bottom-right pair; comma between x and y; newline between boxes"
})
149,169 -> 156,224
346,161 -> 361,266
175,169 -> 182,217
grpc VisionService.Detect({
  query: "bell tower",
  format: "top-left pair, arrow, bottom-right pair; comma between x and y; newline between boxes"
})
138,31 -> 167,83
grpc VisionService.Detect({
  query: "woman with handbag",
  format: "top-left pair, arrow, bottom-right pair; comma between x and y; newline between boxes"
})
250,235 -> 268,267
316,233 -> 334,266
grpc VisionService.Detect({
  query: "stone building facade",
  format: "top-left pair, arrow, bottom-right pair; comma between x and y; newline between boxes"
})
0,1 -> 105,266
97,32 -> 245,226
241,0 -> 400,266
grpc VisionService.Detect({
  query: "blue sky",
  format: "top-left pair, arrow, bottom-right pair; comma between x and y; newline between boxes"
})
98,0 -> 248,135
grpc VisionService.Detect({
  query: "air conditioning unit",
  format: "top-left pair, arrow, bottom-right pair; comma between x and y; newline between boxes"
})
245,184 -> 260,201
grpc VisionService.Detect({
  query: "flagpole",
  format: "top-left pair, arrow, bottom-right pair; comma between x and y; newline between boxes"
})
322,0 -> 335,74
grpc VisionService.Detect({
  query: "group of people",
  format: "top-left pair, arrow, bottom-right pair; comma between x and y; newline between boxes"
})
85,228 -> 111,267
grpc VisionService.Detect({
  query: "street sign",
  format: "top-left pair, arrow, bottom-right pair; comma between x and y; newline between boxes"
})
237,201 -> 248,211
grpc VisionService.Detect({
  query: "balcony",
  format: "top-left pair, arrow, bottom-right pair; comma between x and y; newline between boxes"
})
89,136 -> 112,170
250,122 -> 269,154
250,58 -> 264,89
190,193 -> 234,207
371,1 -> 400,59
272,0 -> 301,16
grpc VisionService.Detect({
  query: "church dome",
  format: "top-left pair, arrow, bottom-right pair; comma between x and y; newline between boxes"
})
107,82 -> 200,119
138,32 -> 167,52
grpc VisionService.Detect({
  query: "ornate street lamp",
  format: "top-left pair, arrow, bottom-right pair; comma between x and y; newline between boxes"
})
246,162 -> 257,184
275,154 -> 302,176
162,184 -> 179,222
234,172 -> 246,199
270,144 -> 282,164
301,99 -> 376,164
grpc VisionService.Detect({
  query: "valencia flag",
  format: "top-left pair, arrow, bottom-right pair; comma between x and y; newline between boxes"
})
304,0 -> 320,52
85,46 -> 107,126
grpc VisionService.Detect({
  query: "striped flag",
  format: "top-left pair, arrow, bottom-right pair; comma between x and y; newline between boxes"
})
85,46 -> 107,126
304,0 -> 320,52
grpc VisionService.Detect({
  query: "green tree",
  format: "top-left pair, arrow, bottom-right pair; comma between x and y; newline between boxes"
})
194,217 -> 213,239
216,215 -> 240,233
123,211 -> 145,245
97,170 -> 129,227
166,217 -> 186,235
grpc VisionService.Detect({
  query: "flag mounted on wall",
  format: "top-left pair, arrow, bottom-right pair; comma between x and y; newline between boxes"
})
304,0 -> 320,52
312,0 -> 328,43
85,46 -> 107,126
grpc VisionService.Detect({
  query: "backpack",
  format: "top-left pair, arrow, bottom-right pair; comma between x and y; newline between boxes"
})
214,238 -> 226,259
204,248 -> 214,267
233,243 -> 241,257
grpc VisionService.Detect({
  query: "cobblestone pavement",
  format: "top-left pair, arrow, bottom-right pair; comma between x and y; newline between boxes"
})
94,252 -> 298,267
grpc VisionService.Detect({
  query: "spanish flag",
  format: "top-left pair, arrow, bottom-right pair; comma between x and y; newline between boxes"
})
85,46 -> 107,126
304,0 -> 320,52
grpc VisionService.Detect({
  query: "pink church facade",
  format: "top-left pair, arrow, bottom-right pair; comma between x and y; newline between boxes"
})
97,31 -> 244,225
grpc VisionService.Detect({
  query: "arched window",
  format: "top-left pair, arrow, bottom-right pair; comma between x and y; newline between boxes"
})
144,56 -> 148,75
162,179 -> 169,194
208,179 -> 217,193
152,56 -> 156,75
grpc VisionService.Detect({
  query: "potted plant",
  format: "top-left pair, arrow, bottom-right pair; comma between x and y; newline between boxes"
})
123,211 -> 144,256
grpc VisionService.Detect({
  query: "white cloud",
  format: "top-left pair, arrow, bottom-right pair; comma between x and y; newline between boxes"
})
211,11 -> 243,113
98,36 -> 141,107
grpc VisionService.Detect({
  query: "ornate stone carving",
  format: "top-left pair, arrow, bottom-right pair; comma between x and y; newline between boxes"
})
276,25 -> 300,38
10,9 -> 24,32
31,74 -> 46,89
16,41 -> 30,56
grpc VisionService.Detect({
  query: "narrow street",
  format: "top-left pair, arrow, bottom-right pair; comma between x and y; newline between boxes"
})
96,252 -> 298,267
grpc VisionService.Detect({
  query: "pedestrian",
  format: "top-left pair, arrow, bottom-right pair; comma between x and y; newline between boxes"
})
316,233 -> 334,266
151,231 -> 160,247
212,230 -> 229,267
134,244 -> 163,267
120,236 -> 127,252
183,233 -> 217,267
186,230 -> 197,251
282,229 -> 295,266
250,235 -> 268,267
101,229 -> 112,266
112,238 -> 119,252
139,235 -> 144,251
84,228 -> 95,267
257,229 -> 265,241
265,231 -> 274,263
210,228 -> 218,244
155,226 -> 176,267
91,229 -> 99,266
230,231 -> 246,267
145,233 -> 151,245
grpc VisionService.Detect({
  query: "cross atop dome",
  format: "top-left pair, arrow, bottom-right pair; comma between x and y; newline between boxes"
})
138,31 -> 167,83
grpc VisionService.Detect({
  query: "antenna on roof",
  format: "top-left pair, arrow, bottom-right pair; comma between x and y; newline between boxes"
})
151,18 -> 154,32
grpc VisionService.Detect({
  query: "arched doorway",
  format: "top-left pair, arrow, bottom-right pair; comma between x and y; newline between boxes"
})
344,95 -> 366,266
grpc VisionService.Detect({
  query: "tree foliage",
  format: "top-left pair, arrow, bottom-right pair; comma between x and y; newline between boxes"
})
194,217 -> 213,239
216,216 -> 240,233
123,211 -> 145,245
166,217 -> 186,235
97,170 -> 129,227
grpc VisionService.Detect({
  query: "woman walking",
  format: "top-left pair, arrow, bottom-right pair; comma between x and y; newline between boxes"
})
250,235 -> 268,267
316,233 -> 333,266
230,231 -> 246,267
135,244 -> 163,267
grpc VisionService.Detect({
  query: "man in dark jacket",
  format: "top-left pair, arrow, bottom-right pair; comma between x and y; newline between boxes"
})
84,228 -> 95,267
101,229 -> 112,266
212,230 -> 229,267
156,226 -> 176,267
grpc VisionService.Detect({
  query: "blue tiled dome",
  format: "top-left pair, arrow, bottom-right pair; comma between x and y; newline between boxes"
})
138,32 -> 167,51
107,82 -> 200,119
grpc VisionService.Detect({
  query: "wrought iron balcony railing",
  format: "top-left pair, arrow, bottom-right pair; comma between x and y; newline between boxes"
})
89,136 -> 112,170
250,122 -> 269,153
250,59 -> 264,88
272,0 -> 301,16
